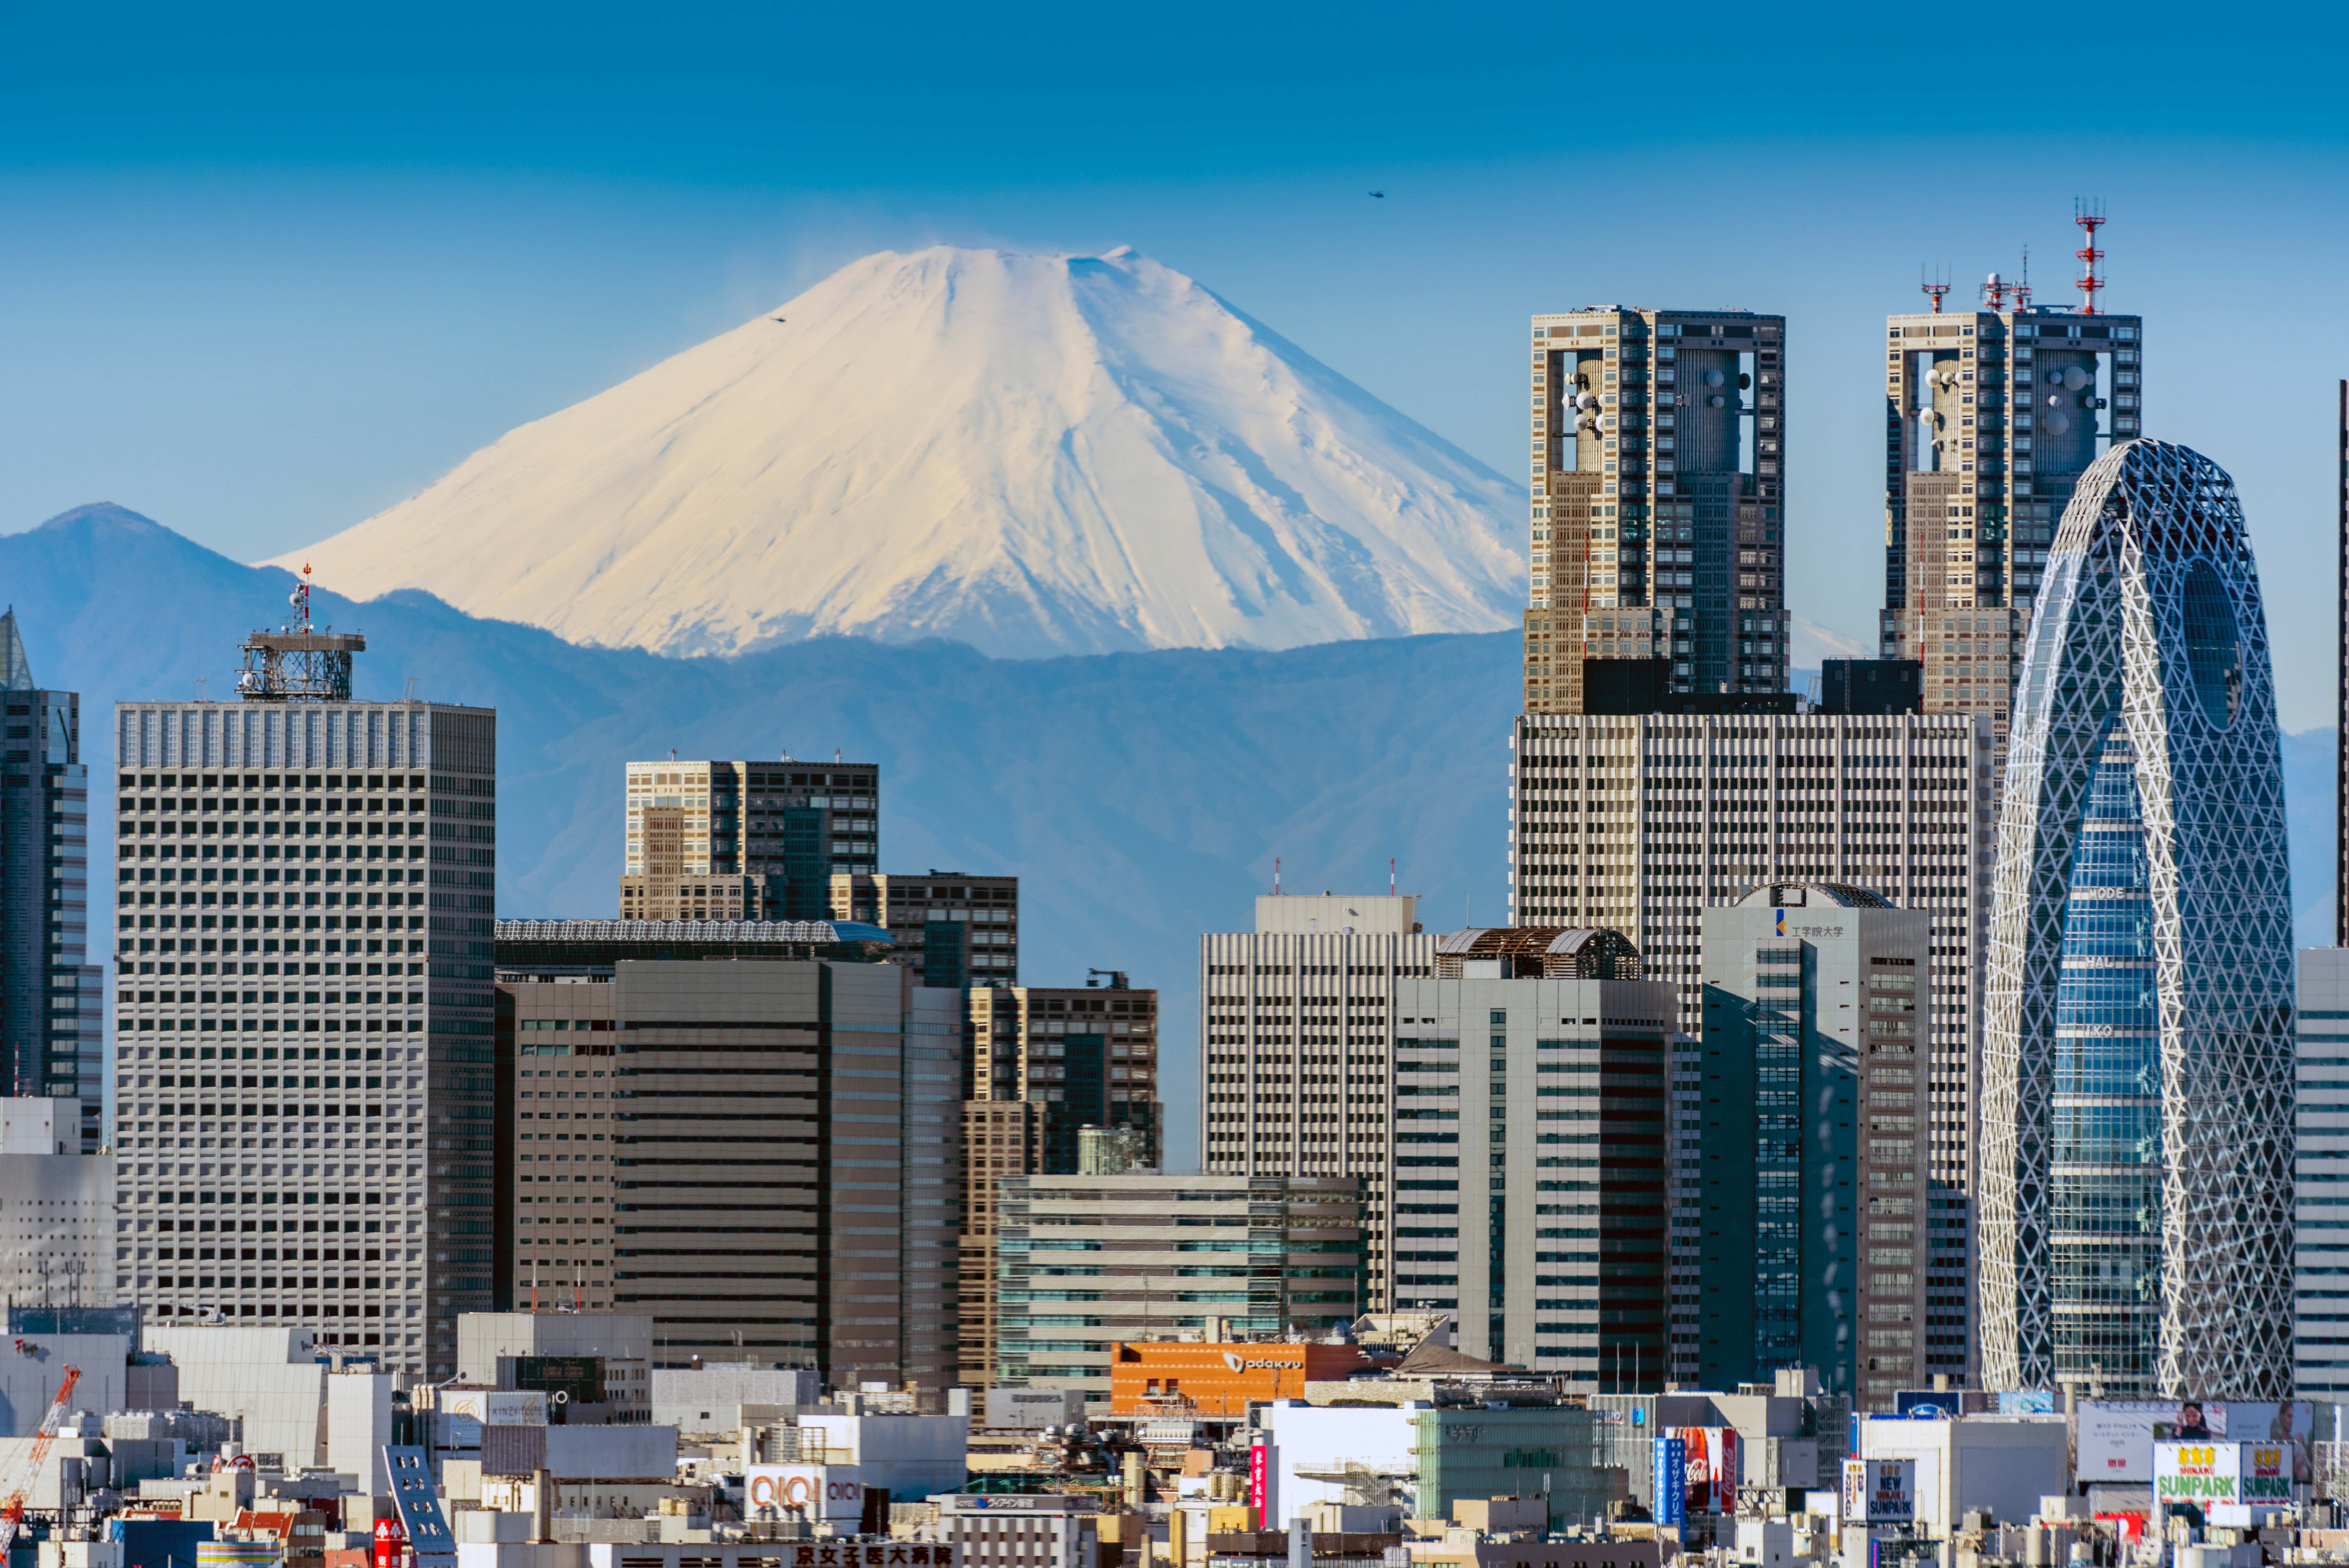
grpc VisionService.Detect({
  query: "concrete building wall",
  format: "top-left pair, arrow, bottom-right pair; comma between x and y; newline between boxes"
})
0,1327 -> 133,1436
648,1366 -> 818,1432
0,1106 -> 112,1310
1257,1403 -> 1420,1526
1856,1416 -> 2068,1535
796,1413 -> 967,1500
2298,948 -> 2349,1395
325,1371 -> 395,1494
143,1326 -> 326,1467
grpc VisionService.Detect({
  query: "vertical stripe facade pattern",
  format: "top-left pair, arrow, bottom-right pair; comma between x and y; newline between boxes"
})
1979,439 -> 2295,1396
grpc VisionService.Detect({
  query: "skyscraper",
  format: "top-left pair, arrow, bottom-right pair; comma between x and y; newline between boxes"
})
1200,894 -> 1433,1306
1979,439 -> 2294,1398
0,612 -> 103,1151
111,611 -> 496,1378
1508,709 -> 1986,1385
620,758 -> 877,921
1878,281 -> 2145,746
956,978 -> 1161,1381
493,921 -> 959,1386
1698,883 -> 1934,1411
829,870 -> 1020,986
2337,380 -> 2347,949
1524,309 -> 1788,716
2295,946 -> 2349,1398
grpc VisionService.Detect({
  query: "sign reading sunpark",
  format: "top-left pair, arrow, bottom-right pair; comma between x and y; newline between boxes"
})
2153,1442 -> 2292,1508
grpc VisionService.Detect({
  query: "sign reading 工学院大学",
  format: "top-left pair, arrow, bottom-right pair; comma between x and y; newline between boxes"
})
2153,1443 -> 2293,1509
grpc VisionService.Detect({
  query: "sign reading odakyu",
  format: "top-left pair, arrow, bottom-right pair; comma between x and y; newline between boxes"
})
2154,1442 -> 2292,1508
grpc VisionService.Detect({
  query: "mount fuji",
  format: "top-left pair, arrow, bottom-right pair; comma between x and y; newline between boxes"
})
276,246 -> 1525,659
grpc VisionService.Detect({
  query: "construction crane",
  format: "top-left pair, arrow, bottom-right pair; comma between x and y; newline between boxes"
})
0,1364 -> 80,1559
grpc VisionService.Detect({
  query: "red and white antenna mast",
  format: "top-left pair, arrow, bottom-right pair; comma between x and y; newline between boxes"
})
2013,246 -> 2033,312
292,563 -> 315,634
1920,267 -> 1949,314
2074,198 -> 2107,315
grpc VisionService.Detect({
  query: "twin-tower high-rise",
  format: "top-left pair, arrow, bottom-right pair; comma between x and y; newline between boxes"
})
1880,290 -> 2144,744
1522,288 -> 2147,729
1524,308 -> 1788,712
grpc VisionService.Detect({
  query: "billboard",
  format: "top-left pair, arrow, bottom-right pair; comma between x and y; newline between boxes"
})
2083,1402 -> 2313,1484
745,1465 -> 866,1522
1248,1442 -> 1269,1516
1842,1458 -> 1917,1526
1666,1427 -> 1741,1515
2152,1443 -> 2291,1512
1652,1438 -> 1687,1531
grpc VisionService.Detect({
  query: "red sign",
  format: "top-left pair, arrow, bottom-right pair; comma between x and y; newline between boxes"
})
374,1516 -> 404,1568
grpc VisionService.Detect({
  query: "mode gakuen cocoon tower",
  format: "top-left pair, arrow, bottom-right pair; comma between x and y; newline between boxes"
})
1978,439 -> 2294,1399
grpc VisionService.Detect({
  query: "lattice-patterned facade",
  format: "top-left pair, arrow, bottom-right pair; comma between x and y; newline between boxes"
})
1979,439 -> 2295,1397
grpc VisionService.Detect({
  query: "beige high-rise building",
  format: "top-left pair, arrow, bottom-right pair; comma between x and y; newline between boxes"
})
620,758 -> 877,921
1879,290 -> 2144,745
1524,308 -> 1788,716
955,982 -> 1160,1387
1200,895 -> 1433,1313
956,1099 -> 1040,1390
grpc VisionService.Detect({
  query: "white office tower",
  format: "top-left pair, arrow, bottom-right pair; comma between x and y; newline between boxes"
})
0,1097 -> 112,1307
1387,931 -> 1675,1377
1979,441 -> 2293,1399
111,609 -> 496,1378
1508,710 -> 1989,1380
2298,948 -> 2349,1397
1201,894 -> 1432,1307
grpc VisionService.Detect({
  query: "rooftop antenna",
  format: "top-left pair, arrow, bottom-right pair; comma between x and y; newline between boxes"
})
1982,269 -> 2009,310
1919,267 -> 1950,314
1389,858 -> 1396,895
1273,856 -> 1281,895
2074,198 -> 2107,315
2013,245 -> 2034,312
292,564 -> 314,634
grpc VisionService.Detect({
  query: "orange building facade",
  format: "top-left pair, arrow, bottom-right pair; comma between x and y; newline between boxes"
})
1108,1341 -> 1377,1416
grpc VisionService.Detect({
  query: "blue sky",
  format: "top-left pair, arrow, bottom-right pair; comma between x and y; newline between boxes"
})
6,0 -> 2349,723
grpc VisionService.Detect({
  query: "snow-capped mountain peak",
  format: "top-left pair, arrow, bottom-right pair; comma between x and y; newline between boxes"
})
274,245 -> 1525,659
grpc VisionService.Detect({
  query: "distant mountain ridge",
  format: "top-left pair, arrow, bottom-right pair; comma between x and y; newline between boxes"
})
273,246 -> 1526,659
